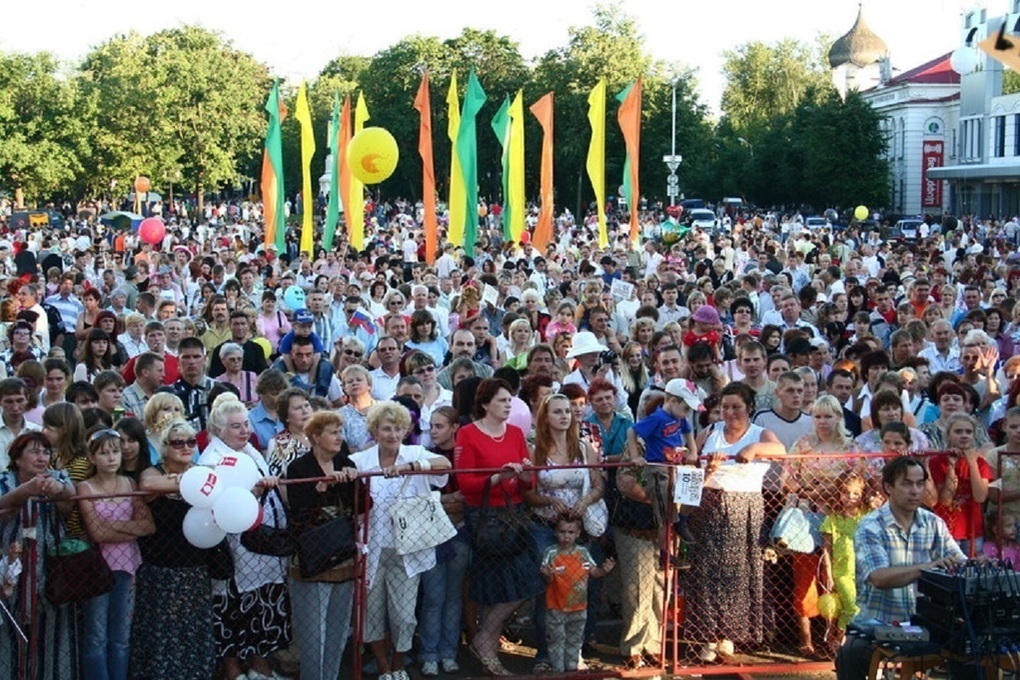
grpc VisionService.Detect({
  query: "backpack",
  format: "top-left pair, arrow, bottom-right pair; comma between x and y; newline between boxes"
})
40,303 -> 63,344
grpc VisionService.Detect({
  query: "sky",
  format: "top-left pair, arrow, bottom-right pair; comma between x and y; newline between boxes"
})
5,0 -> 983,114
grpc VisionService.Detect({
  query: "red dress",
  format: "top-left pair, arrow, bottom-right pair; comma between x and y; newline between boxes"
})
454,422 -> 530,508
928,453 -> 994,541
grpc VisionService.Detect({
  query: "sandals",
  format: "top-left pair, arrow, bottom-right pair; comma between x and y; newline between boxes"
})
469,644 -> 512,676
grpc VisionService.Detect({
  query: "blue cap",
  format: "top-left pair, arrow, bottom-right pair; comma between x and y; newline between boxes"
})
294,309 -> 314,324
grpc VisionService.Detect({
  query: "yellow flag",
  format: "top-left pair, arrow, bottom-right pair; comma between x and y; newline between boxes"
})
294,83 -> 316,256
586,79 -> 607,248
348,93 -> 370,251
446,73 -> 466,247
508,90 -> 526,242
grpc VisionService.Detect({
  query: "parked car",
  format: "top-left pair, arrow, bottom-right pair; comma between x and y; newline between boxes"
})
894,217 -> 926,240
805,216 -> 830,230
688,209 -> 719,233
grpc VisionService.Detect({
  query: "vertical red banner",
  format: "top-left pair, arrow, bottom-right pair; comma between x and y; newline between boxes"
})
921,140 -> 944,208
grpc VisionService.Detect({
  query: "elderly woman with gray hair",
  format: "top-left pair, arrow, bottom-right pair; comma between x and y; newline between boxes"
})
202,393 -> 290,680
349,401 -> 452,680
215,342 -> 260,406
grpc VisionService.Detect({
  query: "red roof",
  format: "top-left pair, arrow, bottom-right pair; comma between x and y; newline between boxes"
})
883,52 -> 960,86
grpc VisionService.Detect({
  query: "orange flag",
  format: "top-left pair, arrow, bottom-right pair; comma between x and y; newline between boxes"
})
337,95 -> 353,246
617,79 -> 642,241
529,92 -> 555,252
414,72 -> 438,264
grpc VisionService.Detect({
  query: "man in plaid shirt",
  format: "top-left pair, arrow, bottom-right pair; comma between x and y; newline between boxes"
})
836,457 -> 975,680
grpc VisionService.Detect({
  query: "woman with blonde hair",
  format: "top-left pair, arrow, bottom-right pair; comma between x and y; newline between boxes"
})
339,364 -> 378,451
785,394 -> 863,659
142,392 -> 185,464
502,317 -> 537,369
133,419 -> 216,679
332,336 -> 367,376
349,401 -> 452,680
631,317 -> 657,357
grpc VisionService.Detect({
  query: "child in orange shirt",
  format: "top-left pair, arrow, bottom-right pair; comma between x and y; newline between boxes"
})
540,516 -> 615,673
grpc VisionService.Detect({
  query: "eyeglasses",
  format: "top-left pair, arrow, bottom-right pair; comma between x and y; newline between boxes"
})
413,365 -> 436,376
388,300 -> 403,306
343,349 -> 364,358
735,308 -> 752,314
167,438 -> 198,449
89,428 -> 121,442
224,355 -> 243,361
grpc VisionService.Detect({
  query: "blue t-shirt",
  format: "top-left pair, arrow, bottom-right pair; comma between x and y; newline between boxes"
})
632,406 -> 691,464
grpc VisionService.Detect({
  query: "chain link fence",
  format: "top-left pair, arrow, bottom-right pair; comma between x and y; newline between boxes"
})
1,453 -> 1010,678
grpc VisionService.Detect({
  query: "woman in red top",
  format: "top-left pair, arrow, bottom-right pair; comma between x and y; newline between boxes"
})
929,413 -> 993,557
455,378 -> 541,676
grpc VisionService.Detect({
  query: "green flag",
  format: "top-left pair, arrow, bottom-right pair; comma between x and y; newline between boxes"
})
323,94 -> 341,252
490,95 -> 512,241
455,70 -> 487,254
260,80 -> 287,252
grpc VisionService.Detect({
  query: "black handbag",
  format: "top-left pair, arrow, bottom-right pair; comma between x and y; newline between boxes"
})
45,538 -> 115,605
241,491 -> 295,557
204,539 -> 235,581
472,479 -> 528,559
296,514 -> 357,579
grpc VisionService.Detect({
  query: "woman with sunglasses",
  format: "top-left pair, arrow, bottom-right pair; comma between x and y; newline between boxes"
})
0,432 -> 76,678
405,309 -> 448,367
332,337 -> 367,375
402,351 -> 453,449
78,427 -> 155,680
202,394 -> 289,680
133,420 -> 216,679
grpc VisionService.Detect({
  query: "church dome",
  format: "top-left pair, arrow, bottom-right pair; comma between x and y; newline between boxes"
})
828,5 -> 889,68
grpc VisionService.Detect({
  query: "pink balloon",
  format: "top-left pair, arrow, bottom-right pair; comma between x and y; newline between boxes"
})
138,217 -> 166,245
507,396 -> 532,437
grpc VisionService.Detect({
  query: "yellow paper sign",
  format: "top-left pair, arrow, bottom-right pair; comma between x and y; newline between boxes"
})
978,24 -> 1020,73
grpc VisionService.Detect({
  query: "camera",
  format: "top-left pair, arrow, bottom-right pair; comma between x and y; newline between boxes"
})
597,349 -> 619,369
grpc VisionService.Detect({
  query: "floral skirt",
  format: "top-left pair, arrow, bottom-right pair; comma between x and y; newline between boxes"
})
130,563 -> 214,680
214,579 -> 292,659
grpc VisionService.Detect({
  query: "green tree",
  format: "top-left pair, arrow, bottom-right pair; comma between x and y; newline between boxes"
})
719,37 -> 833,138
79,26 -> 270,214
0,51 -> 86,207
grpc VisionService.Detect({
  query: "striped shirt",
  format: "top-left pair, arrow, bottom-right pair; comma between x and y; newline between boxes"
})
853,504 -> 964,625
44,293 -> 84,333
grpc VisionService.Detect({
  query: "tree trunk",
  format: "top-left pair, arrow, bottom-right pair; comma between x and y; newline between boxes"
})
14,187 -> 24,210
196,176 -> 204,220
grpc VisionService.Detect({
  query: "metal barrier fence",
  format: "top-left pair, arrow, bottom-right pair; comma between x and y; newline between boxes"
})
1,452 -> 1013,679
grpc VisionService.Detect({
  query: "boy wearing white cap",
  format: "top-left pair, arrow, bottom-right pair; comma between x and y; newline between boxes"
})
623,378 -> 703,563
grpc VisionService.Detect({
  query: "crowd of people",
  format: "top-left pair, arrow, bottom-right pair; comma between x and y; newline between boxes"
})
0,196 -> 1019,679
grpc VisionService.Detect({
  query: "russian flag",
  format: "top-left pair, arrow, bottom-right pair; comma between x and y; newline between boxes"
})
350,309 -> 375,335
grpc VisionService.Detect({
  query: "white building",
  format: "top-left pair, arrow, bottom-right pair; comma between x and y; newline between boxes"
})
859,55 -> 960,216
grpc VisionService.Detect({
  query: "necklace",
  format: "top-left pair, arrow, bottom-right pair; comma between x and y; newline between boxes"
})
479,422 -> 506,442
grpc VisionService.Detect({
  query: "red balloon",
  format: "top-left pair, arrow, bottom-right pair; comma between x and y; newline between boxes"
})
520,231 -> 532,245
138,218 -> 166,245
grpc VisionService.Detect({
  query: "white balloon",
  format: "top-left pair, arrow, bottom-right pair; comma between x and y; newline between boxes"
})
182,507 -> 227,548
214,453 -> 261,490
179,466 -> 224,509
212,487 -> 261,534
197,448 -> 223,467
950,47 -> 978,76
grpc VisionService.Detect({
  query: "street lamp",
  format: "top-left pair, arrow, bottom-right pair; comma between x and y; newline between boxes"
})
737,137 -> 754,158
662,77 -> 682,206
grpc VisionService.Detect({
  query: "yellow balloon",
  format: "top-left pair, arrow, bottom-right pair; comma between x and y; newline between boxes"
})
854,205 -> 869,221
818,593 -> 841,621
348,127 -> 399,184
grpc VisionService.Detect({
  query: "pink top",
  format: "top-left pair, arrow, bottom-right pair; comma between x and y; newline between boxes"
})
257,310 -> 292,352
983,540 -> 1020,568
83,481 -> 143,575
